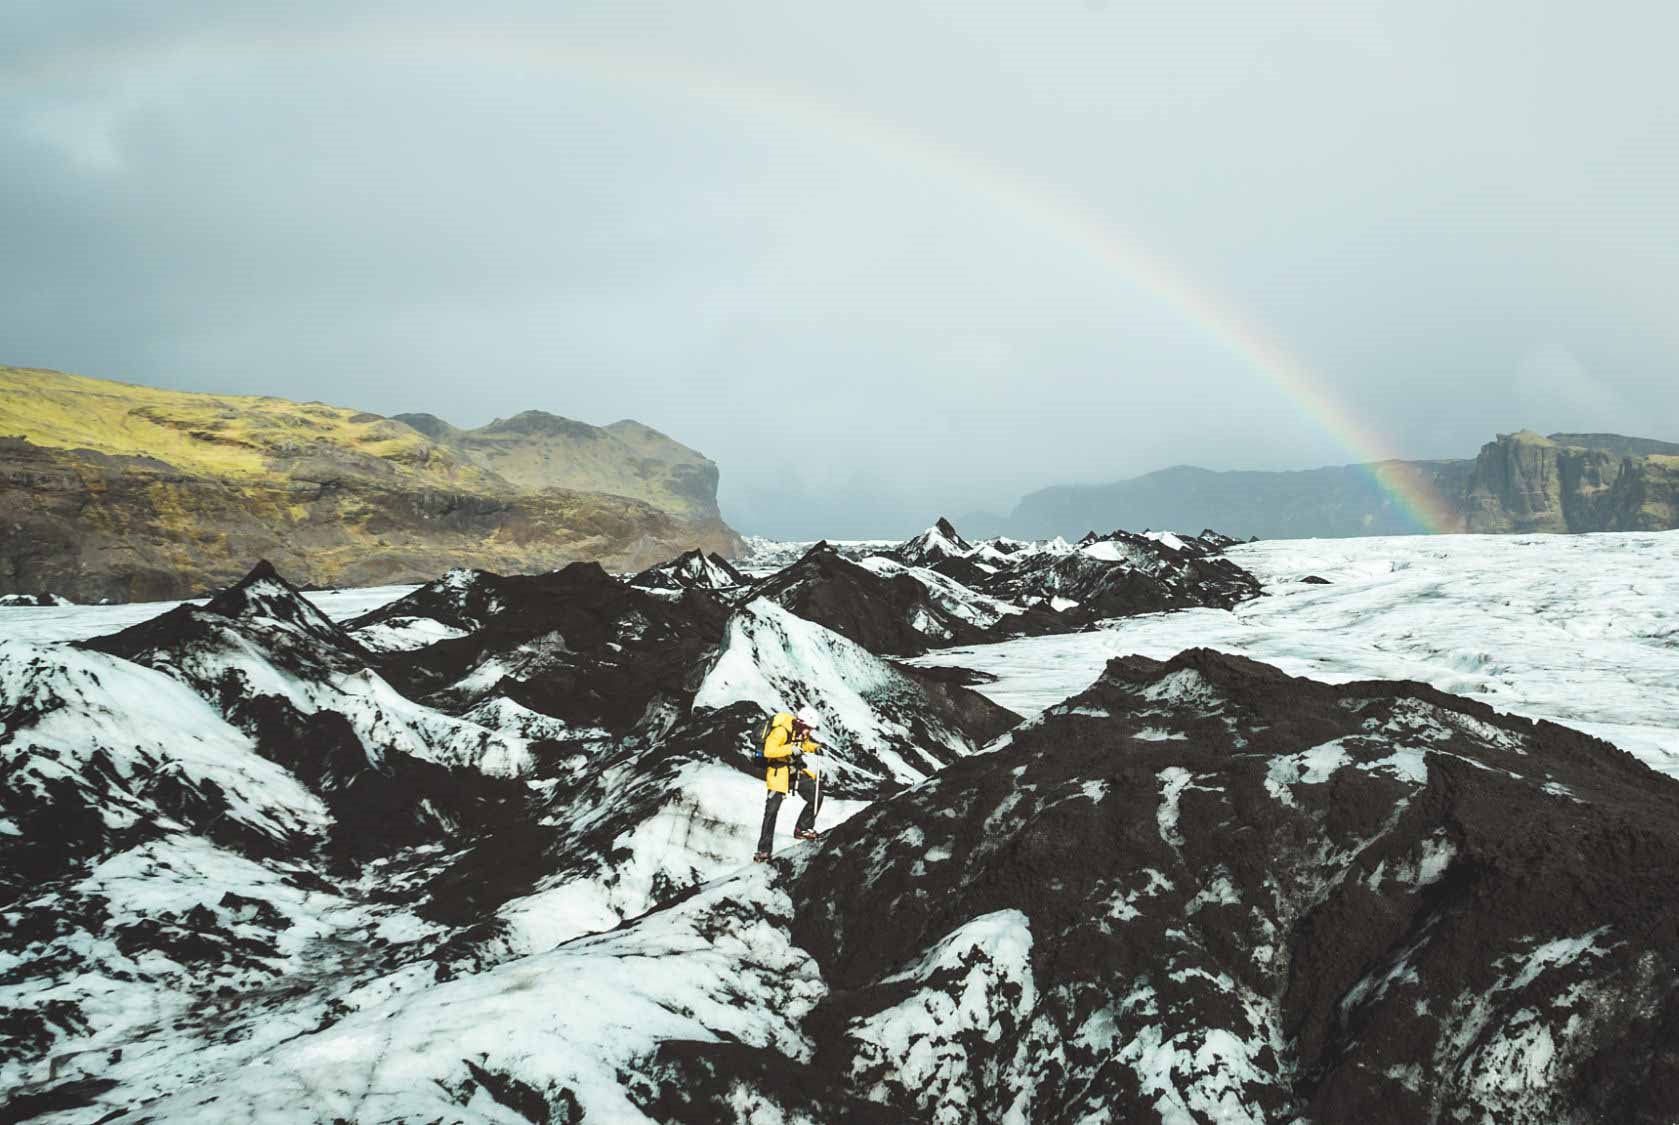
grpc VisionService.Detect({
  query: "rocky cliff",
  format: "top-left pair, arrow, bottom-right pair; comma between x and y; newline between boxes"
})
1008,431 -> 1679,540
0,366 -> 741,601
1462,430 -> 1679,533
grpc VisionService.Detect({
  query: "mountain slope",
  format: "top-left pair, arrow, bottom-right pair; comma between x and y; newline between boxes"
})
82,562 -> 538,779
1009,460 -> 1476,540
24,642 -> 1679,1123
694,598 -> 1018,791
358,562 -> 733,736
0,553 -> 1027,1122
391,410 -> 725,523
1006,430 -> 1679,540
746,543 -> 995,655
785,648 -> 1679,1122
0,366 -> 741,600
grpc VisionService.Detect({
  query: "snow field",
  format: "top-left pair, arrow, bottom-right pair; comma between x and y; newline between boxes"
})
911,531 -> 1679,775
0,583 -> 418,644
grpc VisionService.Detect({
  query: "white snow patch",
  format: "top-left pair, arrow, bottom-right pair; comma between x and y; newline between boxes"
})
352,615 -> 469,653
119,871 -> 822,1124
847,910 -> 1036,1123
1156,767 -> 1192,847
1264,740 -> 1352,806
694,599 -> 977,784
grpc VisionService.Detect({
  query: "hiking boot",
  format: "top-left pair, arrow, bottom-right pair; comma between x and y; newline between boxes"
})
794,829 -> 820,841
752,851 -> 770,863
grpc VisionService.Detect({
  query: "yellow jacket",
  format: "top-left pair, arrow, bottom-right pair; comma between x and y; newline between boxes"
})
762,712 -> 822,794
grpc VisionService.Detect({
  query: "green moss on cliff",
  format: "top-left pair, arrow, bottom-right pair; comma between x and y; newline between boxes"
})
0,367 -> 741,600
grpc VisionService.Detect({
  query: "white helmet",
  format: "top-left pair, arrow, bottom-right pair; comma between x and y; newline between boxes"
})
794,706 -> 820,730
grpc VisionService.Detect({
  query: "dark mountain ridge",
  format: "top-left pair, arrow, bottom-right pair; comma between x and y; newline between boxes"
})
1006,430 -> 1679,540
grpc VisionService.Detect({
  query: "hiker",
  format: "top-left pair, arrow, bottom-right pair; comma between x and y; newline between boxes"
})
753,707 -> 824,862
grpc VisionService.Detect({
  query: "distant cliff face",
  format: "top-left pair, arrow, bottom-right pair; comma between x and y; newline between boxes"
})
1463,431 -> 1679,533
1007,431 -> 1679,540
0,367 -> 741,601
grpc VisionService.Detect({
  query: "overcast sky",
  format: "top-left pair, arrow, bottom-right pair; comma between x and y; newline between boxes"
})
4,2 -> 1676,536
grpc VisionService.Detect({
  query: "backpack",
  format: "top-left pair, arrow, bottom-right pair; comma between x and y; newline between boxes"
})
748,718 -> 772,772
749,715 -> 783,769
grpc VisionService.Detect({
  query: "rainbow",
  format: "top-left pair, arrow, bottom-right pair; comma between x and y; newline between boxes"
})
15,23 -> 1461,532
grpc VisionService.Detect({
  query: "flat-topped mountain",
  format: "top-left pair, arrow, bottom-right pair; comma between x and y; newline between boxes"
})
1546,432 -> 1679,459
1005,430 -> 1679,540
1462,429 -> 1679,533
0,366 -> 741,601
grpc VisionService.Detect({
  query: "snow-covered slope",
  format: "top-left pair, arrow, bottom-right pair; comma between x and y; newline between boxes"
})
979,527 -> 1263,618
0,638 -> 330,879
6,530 -> 1679,1123
891,517 -> 974,566
86,868 -> 834,1124
786,647 -> 1679,1123
741,522 -> 1265,656
346,566 -> 518,637
424,703 -> 879,970
367,561 -> 733,734
695,599 -> 1017,792
745,543 -> 995,655
83,563 -> 537,778
736,535 -> 900,576
27,644 -> 1679,1124
629,548 -> 748,594
0,627 -> 533,1116
856,555 -> 1026,630
0,583 -> 414,645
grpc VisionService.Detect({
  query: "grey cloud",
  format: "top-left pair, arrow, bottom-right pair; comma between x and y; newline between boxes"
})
4,1 -> 1676,537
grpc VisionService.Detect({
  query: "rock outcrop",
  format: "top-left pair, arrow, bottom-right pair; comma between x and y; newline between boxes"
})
746,542 -> 996,655
355,562 -> 734,735
629,548 -> 748,594
0,366 -> 742,601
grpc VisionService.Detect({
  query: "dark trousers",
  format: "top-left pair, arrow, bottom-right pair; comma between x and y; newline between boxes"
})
757,772 -> 820,853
